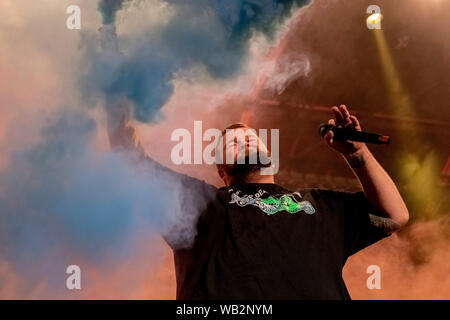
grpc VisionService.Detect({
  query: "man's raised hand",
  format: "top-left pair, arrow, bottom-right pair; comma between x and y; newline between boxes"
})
323,104 -> 366,157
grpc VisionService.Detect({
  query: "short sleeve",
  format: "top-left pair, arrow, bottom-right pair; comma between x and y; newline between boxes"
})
139,154 -> 217,250
315,189 -> 392,259
341,191 -> 392,257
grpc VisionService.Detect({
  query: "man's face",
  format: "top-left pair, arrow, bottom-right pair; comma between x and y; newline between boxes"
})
218,127 -> 271,175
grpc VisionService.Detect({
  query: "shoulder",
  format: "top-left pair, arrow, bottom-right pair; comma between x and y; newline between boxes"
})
300,187 -> 362,200
298,188 -> 371,213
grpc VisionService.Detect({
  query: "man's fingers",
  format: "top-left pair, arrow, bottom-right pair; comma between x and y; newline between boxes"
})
339,105 -> 352,127
331,106 -> 345,126
350,115 -> 362,131
324,128 -> 334,144
328,118 -> 336,126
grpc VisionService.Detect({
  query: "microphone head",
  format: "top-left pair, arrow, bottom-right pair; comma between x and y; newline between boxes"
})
318,123 -> 334,138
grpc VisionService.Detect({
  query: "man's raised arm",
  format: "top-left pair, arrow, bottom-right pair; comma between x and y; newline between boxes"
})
106,105 -> 217,249
106,103 -> 146,155
323,105 -> 410,231
106,106 -> 197,185
105,103 -> 218,192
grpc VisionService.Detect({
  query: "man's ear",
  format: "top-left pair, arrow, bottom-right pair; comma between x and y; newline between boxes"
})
218,168 -> 229,186
218,168 -> 225,179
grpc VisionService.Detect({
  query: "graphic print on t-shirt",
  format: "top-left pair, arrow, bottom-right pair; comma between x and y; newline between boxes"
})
228,189 -> 315,215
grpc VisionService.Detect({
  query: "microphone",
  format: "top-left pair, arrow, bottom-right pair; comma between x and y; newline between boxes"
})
318,123 -> 390,145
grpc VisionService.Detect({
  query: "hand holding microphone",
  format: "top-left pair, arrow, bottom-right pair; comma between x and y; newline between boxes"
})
319,105 -> 390,157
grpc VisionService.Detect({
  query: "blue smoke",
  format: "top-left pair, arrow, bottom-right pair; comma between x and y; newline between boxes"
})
85,0 -> 310,122
98,0 -> 131,25
0,0 -> 313,297
0,111 -> 175,295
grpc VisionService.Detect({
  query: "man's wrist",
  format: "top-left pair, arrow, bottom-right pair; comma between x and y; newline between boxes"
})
343,146 -> 369,169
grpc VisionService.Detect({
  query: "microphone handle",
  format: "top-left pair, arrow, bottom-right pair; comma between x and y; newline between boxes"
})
332,127 -> 390,144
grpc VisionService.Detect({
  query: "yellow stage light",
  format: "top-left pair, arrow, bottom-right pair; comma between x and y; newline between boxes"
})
367,13 -> 382,26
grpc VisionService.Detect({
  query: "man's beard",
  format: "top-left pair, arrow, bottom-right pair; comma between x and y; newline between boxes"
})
223,149 -> 272,179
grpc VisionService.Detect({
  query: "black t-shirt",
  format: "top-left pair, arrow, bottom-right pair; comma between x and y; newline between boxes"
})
166,180 -> 391,300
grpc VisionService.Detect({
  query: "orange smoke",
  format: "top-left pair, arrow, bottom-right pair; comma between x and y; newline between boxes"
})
344,216 -> 450,299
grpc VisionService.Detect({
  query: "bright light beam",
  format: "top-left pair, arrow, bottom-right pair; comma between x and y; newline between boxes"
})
371,29 -> 443,218
372,29 -> 413,114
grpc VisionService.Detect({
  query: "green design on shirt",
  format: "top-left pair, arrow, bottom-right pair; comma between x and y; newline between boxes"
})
229,189 -> 315,215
